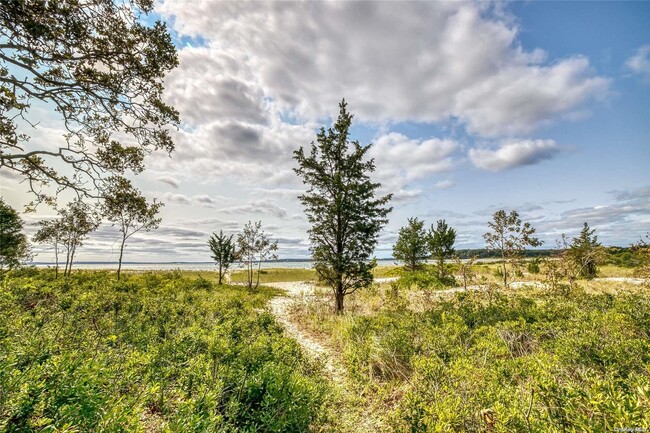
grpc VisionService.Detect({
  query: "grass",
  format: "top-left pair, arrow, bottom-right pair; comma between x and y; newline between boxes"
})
286,265 -> 650,431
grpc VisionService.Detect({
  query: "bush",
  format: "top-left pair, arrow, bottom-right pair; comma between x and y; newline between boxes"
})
0,270 -> 328,432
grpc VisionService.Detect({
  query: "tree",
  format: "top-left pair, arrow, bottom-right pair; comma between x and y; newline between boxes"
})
568,222 -> 602,279
237,221 -> 278,290
294,100 -> 392,314
393,217 -> 429,271
208,230 -> 237,285
33,218 -> 64,277
101,176 -> 162,280
59,199 -> 99,276
454,255 -> 477,291
0,198 -> 30,270
0,0 -> 179,205
429,219 -> 456,281
484,210 -> 541,290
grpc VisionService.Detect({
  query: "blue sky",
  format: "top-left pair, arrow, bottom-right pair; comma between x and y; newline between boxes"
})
2,1 -> 649,262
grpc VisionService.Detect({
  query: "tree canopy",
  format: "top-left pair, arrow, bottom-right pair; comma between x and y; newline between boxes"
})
0,198 -> 30,269
294,100 -> 392,313
393,217 -> 429,271
428,219 -> 456,281
208,230 -> 237,285
484,209 -> 541,289
101,176 -> 162,279
0,0 -> 179,205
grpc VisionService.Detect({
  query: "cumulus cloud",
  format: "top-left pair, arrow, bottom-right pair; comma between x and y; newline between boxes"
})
469,139 -> 561,171
158,176 -> 180,188
158,1 -> 608,138
625,45 -> 650,81
220,199 -> 288,218
434,180 -> 454,190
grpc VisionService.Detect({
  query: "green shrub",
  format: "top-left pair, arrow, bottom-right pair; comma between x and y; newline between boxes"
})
0,270 -> 328,432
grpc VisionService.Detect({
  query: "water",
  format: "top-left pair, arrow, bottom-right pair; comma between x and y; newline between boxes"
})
31,258 -> 497,271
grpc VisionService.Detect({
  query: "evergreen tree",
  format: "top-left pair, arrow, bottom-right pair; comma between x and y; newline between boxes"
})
428,219 -> 456,280
393,217 -> 429,271
0,199 -> 30,270
568,222 -> 602,279
208,230 -> 237,285
294,100 -> 392,313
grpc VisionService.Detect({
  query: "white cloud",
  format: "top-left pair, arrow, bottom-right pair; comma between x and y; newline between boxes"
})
434,180 -> 454,190
626,45 -> 650,81
469,139 -> 561,172
158,1 -> 609,137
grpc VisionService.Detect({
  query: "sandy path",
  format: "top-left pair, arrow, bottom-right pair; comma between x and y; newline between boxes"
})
266,282 -> 346,383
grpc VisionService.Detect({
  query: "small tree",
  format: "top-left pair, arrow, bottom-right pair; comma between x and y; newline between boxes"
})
101,176 -> 162,280
484,210 -> 541,290
208,230 -> 237,285
454,255 -> 477,291
33,219 -> 65,278
237,221 -> 278,290
429,219 -> 456,281
0,199 -> 30,270
59,199 -> 99,276
568,222 -> 602,279
294,100 -> 392,314
393,217 -> 429,271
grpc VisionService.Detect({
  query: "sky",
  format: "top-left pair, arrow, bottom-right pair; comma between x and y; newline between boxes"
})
2,1 -> 649,262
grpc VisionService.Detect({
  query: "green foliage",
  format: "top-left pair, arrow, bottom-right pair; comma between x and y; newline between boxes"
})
568,222 -> 603,279
393,217 -> 429,271
0,0 -> 179,204
333,290 -> 650,431
101,176 -> 163,279
208,230 -> 237,285
0,199 -> 29,270
0,270 -> 328,432
294,99 -> 392,313
527,257 -> 541,274
237,221 -> 278,290
429,219 -> 456,281
484,209 -> 542,290
56,199 -> 100,276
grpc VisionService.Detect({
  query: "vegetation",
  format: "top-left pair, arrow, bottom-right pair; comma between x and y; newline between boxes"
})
289,272 -> 650,432
0,0 -> 179,204
568,222 -> 603,279
484,210 -> 542,290
208,230 -> 238,285
428,219 -> 456,281
237,221 -> 278,290
101,176 -> 163,280
392,217 -> 429,271
57,199 -> 100,276
0,199 -> 29,270
294,99 -> 392,313
0,269 -> 328,432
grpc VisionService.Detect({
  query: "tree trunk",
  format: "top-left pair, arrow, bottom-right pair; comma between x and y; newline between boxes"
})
68,244 -> 76,276
218,262 -> 223,285
335,279 -> 345,314
438,256 -> 445,280
501,249 -> 507,290
255,260 -> 262,289
54,242 -> 59,279
117,235 -> 126,280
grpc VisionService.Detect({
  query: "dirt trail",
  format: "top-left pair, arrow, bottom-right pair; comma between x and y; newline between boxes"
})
266,281 -> 346,384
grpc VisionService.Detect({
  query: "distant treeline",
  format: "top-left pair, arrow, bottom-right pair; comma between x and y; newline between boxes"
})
451,246 -> 640,267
